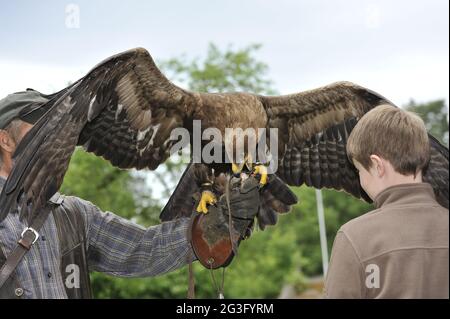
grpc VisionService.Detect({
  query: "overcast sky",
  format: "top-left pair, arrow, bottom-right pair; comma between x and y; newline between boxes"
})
1,0 -> 448,107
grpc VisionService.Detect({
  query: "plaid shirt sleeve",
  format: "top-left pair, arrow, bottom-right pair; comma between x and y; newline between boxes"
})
68,196 -> 196,277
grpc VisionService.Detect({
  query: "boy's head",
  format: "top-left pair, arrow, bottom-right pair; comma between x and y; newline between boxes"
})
347,104 -> 430,200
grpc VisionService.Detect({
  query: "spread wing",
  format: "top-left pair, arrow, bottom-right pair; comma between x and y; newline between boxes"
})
259,82 -> 449,208
0,48 -> 196,222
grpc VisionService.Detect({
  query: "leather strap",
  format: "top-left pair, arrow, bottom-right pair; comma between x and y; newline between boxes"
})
0,205 -> 51,289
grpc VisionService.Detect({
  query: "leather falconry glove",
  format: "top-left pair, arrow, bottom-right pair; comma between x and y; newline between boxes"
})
189,175 -> 261,269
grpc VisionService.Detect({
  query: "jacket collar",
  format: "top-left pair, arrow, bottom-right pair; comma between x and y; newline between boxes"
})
373,182 -> 438,209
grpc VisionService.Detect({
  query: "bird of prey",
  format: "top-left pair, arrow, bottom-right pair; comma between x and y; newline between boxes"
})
0,48 -> 448,229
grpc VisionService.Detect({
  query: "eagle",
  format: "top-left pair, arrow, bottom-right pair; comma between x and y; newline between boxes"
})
0,47 -> 448,229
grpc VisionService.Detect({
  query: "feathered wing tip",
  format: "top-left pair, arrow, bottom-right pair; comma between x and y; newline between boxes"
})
424,134 -> 449,209
257,205 -> 278,230
159,162 -> 198,222
264,174 -> 298,206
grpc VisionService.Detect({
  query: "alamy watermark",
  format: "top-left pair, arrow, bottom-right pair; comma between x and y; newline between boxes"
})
65,3 -> 80,29
365,263 -> 380,289
167,120 -> 279,174
65,264 -> 80,289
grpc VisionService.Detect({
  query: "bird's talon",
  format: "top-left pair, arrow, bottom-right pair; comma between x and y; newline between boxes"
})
196,190 -> 217,214
253,165 -> 268,186
231,162 -> 244,175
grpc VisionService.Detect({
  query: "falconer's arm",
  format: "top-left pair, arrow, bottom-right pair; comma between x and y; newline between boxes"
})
67,196 -> 196,277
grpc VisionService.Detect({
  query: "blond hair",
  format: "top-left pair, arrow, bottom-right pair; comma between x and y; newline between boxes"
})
347,104 -> 430,176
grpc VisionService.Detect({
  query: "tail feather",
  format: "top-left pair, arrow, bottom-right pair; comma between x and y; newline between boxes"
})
257,205 -> 278,230
256,174 -> 298,229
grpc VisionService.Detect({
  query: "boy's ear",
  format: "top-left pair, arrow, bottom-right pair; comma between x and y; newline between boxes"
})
369,154 -> 385,177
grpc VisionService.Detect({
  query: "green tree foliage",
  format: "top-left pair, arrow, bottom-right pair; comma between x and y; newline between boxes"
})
160,43 -> 276,94
404,99 -> 449,147
61,43 -> 448,298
